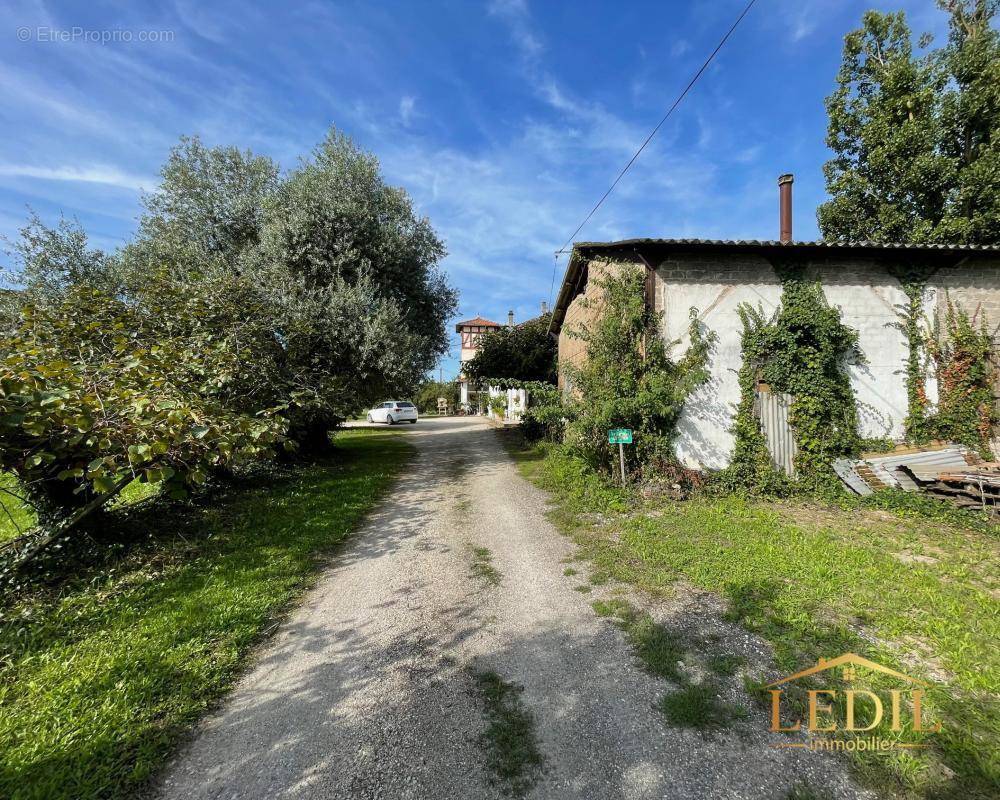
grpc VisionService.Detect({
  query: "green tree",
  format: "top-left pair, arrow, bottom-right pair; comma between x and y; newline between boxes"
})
256,129 -> 454,367
936,0 -> 1000,242
464,313 -> 556,385
818,2 -> 1000,244
415,379 -> 459,413
128,135 -> 280,269
6,213 -> 121,303
123,127 -> 456,446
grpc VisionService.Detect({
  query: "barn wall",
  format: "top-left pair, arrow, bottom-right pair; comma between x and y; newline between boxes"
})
557,260 -> 623,394
656,254 -> 783,470
557,252 -> 1000,471
658,254 -> 1000,470
809,260 -> 910,442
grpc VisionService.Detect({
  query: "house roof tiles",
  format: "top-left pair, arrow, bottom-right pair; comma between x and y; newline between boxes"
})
455,316 -> 502,331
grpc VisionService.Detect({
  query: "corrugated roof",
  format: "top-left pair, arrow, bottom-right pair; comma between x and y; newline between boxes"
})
572,238 -> 1000,252
455,316 -> 502,331
549,238 -> 1000,335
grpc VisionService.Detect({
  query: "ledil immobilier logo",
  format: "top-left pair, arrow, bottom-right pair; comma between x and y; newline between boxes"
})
767,652 -> 941,752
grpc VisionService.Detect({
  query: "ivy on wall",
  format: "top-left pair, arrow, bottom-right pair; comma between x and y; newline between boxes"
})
891,265 -> 996,458
900,280 -> 931,439
887,264 -> 939,442
723,260 -> 998,496
720,264 -> 863,493
561,262 -> 716,477
925,298 -> 997,456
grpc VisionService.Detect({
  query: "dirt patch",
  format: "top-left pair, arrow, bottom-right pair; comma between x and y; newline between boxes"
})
894,550 -> 940,565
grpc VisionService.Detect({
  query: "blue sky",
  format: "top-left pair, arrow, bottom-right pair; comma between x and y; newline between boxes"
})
0,0 -> 951,377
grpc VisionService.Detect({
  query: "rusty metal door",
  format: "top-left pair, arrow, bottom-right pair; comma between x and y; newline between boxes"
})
755,387 -> 797,477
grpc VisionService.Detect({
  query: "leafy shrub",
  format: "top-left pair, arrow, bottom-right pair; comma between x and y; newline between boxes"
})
0,286 -> 286,523
489,394 -> 507,419
520,386 -> 566,442
561,263 -> 714,476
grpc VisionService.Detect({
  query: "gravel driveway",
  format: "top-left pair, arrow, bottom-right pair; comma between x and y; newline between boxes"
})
158,417 -> 869,800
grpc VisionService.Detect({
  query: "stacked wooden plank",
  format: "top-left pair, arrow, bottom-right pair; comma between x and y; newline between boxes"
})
833,442 -> 1000,513
924,463 -> 1000,510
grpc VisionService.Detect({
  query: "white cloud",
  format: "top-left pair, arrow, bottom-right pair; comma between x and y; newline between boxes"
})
488,0 -> 543,62
0,163 -> 155,191
398,95 -> 417,126
791,15 -> 816,42
173,0 -> 231,44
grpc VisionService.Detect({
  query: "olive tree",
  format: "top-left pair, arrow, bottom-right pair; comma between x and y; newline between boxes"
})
126,127 -> 457,445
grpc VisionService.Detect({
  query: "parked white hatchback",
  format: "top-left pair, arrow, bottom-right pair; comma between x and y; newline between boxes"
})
367,400 -> 418,425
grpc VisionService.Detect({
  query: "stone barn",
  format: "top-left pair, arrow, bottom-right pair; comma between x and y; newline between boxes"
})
549,176 -> 1000,471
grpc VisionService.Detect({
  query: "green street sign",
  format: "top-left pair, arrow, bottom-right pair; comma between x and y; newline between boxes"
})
608,428 -> 633,444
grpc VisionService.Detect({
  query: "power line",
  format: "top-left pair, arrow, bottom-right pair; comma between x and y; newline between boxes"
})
552,0 -> 758,262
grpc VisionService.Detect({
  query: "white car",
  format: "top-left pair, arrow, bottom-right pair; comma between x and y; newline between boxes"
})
367,400 -> 418,425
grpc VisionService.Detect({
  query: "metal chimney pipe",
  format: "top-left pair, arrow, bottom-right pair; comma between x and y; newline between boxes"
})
541,301 -> 548,315
778,174 -> 793,243
507,310 -> 514,326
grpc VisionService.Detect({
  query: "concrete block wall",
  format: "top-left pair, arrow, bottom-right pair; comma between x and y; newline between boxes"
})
928,257 -> 1000,450
808,260 -> 910,442
657,255 -> 783,470
658,253 -> 1000,470
930,256 -> 1000,334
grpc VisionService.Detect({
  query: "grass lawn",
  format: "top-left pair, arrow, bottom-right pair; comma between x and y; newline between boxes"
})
0,428 -> 412,800
1,474 -> 160,545
0,473 -> 35,544
509,439 -> 999,800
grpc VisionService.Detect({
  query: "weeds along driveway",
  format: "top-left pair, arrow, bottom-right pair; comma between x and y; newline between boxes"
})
159,417 -> 870,800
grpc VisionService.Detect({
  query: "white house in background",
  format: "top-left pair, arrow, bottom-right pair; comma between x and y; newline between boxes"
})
456,306 -> 548,418
455,314 -> 503,409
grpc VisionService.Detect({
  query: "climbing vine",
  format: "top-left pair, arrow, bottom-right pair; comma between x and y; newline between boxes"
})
723,262 -> 998,494
924,298 -> 996,457
479,378 -> 558,394
721,265 -> 863,493
562,263 -> 716,476
892,267 -> 996,457
887,264 -> 939,442
899,280 -> 931,439
714,311 -> 793,495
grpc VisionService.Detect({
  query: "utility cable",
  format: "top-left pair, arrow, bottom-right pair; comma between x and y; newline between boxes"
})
552,0 -> 758,264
